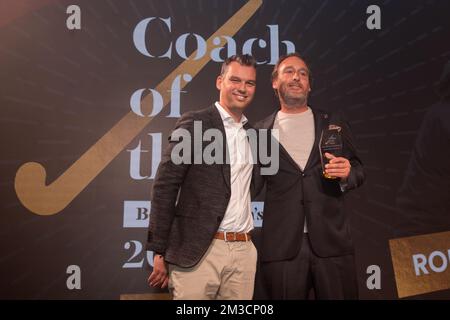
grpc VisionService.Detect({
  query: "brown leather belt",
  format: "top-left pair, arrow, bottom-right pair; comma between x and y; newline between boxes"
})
214,231 -> 251,242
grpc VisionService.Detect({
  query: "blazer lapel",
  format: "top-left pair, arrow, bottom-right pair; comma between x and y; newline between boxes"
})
208,105 -> 231,190
303,108 -> 327,172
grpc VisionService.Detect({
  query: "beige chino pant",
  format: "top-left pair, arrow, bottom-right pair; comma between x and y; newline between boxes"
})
168,238 -> 257,300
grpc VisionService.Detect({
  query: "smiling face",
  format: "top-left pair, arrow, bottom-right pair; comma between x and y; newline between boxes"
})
272,56 -> 311,111
216,61 -> 256,116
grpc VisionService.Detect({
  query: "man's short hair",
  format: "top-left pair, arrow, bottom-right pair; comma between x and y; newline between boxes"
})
271,52 -> 312,85
220,54 -> 257,76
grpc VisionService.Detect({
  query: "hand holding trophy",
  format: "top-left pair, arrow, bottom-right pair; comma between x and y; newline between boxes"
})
319,126 -> 343,179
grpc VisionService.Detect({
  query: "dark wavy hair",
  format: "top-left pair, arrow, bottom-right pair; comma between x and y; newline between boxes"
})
271,52 -> 313,86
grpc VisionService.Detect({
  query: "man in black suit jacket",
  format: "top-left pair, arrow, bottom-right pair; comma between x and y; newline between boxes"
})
146,54 -> 260,300
257,53 -> 365,299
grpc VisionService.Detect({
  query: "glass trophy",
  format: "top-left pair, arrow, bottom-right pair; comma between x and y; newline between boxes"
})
319,128 -> 343,179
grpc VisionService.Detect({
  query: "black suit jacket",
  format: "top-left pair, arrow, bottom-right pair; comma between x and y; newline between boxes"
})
146,105 -> 258,268
256,108 -> 365,261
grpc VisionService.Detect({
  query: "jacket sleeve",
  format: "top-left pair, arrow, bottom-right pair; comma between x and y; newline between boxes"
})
339,113 -> 365,192
250,121 -> 273,199
146,112 -> 195,254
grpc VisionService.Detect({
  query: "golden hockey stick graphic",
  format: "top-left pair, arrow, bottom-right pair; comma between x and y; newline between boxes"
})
15,0 -> 262,215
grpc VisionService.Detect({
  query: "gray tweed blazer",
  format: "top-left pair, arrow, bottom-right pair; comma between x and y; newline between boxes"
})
146,105 -> 258,268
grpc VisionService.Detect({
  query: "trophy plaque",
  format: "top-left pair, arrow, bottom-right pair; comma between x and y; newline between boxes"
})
319,127 -> 343,179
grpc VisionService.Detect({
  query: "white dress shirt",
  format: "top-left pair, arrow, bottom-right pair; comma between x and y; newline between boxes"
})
215,102 -> 254,233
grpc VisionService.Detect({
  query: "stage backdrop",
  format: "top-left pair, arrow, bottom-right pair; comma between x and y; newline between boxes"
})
1,0 -> 450,299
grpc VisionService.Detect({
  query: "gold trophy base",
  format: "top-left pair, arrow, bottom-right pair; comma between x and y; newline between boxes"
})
323,171 -> 338,180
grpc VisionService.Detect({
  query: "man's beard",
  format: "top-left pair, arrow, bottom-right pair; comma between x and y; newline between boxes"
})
278,83 -> 308,108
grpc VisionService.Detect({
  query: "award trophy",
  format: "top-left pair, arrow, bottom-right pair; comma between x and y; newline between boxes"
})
319,127 -> 343,179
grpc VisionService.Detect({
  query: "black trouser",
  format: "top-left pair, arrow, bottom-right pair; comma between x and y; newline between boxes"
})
261,233 -> 358,299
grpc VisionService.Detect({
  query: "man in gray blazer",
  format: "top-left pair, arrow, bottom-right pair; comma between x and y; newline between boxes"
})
146,54 -> 259,300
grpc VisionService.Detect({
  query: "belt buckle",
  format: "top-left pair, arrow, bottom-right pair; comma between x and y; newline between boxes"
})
223,231 -> 238,242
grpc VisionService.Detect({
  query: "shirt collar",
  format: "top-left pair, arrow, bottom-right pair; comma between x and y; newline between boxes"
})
215,102 -> 248,126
